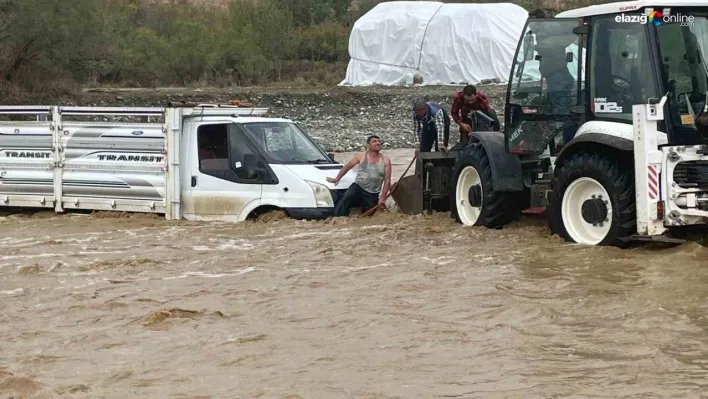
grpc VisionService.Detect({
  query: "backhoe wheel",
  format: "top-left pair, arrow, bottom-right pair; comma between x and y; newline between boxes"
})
548,152 -> 636,247
451,144 -> 519,228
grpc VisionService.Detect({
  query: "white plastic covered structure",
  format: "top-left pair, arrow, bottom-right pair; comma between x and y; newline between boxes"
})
340,1 -> 530,86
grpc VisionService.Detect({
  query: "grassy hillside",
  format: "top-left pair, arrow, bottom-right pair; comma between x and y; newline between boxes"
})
0,0 -> 611,101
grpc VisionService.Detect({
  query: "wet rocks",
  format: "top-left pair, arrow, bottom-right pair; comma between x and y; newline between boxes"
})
56,85 -> 508,152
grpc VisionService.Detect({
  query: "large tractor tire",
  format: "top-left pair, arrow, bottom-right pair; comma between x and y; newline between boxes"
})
450,144 -> 520,228
548,152 -> 636,247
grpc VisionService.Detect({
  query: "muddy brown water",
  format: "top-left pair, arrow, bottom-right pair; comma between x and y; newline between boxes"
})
2,150 -> 708,398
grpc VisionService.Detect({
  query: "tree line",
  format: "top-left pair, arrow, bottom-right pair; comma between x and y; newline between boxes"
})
0,0 -> 609,96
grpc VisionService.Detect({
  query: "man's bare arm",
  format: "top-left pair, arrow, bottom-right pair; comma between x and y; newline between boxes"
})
380,156 -> 392,204
329,153 -> 361,183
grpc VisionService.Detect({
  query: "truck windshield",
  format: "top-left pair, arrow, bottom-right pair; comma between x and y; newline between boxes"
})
656,12 -> 708,137
240,122 -> 331,164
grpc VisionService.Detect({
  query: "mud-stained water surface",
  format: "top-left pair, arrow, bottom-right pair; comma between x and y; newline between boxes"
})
2,151 -> 708,399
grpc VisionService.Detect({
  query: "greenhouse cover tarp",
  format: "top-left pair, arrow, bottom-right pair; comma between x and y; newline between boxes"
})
340,1 -> 529,86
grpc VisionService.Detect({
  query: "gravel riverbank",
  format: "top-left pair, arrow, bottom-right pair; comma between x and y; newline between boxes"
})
25,84 -> 508,152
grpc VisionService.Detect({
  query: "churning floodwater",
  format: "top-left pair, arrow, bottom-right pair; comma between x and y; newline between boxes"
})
1,149 -> 708,398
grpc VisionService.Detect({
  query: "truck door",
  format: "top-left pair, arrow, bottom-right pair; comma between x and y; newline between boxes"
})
182,121 -> 273,221
505,18 -> 585,155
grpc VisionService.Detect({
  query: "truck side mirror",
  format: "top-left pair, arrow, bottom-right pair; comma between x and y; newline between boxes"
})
327,152 -> 336,162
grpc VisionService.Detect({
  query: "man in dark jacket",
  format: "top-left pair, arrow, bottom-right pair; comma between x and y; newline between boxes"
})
450,85 -> 497,145
412,98 -> 451,153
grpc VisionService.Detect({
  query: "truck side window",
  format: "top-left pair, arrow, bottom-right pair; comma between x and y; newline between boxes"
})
227,124 -> 260,180
197,123 -> 257,181
197,124 -> 230,172
196,123 -> 270,184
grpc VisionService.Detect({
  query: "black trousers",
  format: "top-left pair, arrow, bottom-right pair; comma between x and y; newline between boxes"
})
333,183 -> 379,216
419,113 -> 450,152
420,131 -> 438,152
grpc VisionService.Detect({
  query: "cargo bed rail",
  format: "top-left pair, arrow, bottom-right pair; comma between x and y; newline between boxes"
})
0,104 -> 269,120
0,102 -> 270,218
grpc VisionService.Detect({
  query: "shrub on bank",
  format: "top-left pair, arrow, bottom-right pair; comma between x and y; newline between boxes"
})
0,0 -> 613,99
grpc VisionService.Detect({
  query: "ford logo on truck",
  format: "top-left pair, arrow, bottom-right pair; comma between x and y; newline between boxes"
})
132,130 -> 143,136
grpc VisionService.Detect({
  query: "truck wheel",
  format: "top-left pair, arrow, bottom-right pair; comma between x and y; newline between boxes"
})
451,144 -> 519,228
548,152 -> 636,246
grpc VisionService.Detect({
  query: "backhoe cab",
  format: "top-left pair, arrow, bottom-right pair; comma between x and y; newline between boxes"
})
450,1 -> 708,246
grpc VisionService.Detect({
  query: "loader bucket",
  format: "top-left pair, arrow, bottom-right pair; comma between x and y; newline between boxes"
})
390,151 -> 457,215
390,174 -> 424,215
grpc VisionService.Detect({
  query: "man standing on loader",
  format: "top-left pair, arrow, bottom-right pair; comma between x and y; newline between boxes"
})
327,135 -> 392,217
450,85 -> 495,145
412,98 -> 451,153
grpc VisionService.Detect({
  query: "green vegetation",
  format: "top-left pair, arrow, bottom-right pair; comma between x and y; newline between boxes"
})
0,0 -> 611,99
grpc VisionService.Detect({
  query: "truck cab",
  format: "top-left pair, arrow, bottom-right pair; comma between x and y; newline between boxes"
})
178,113 -> 356,221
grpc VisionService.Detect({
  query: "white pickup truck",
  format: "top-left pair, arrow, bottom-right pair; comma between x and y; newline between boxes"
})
0,103 -> 357,221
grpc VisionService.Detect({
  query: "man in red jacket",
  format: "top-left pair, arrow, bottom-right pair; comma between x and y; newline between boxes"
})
450,85 -> 492,145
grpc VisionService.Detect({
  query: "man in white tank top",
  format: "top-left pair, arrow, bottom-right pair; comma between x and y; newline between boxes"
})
327,135 -> 392,217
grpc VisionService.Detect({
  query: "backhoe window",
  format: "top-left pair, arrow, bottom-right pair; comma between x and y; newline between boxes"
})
656,15 -> 708,133
509,22 -> 584,108
589,16 -> 658,121
505,19 -> 583,154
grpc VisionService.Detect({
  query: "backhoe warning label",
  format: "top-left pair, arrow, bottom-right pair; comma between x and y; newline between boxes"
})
97,154 -> 164,162
4,151 -> 52,158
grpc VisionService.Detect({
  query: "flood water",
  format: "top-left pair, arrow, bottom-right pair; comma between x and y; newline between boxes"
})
1,149 -> 708,398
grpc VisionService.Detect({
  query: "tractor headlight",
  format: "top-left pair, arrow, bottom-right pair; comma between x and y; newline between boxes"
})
306,181 -> 334,207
